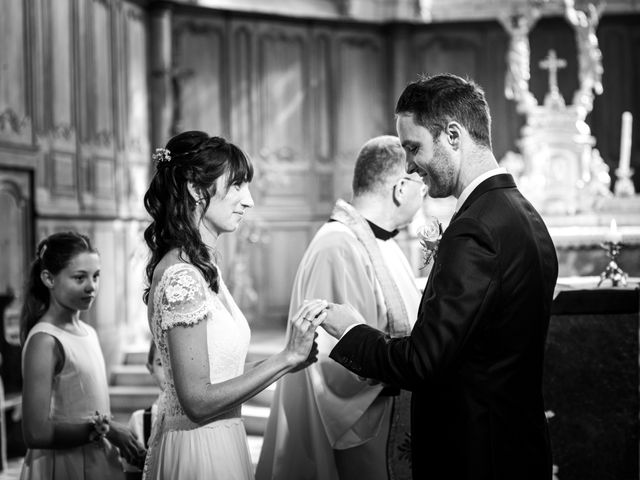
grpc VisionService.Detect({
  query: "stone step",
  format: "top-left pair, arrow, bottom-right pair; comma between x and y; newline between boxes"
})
109,382 -> 275,411
109,386 -> 272,436
110,364 -> 157,387
123,350 -> 148,366
242,404 -> 270,436
246,335 -> 284,364
251,383 -> 276,408
110,385 -> 161,412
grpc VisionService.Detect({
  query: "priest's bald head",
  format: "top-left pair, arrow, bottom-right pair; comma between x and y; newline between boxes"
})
351,135 -> 425,230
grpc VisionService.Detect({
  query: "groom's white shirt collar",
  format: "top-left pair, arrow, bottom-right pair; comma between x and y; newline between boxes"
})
454,167 -> 507,215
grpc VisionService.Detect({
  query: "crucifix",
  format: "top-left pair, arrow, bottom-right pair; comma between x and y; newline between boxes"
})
539,49 -> 567,97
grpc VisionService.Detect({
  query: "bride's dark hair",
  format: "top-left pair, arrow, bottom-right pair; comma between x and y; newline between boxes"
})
143,131 -> 253,304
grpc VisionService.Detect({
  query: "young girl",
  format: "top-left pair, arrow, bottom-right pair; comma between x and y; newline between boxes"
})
142,131 -> 327,479
19,231 -> 144,480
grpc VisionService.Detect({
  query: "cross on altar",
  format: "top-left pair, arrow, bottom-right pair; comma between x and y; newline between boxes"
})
539,49 -> 567,96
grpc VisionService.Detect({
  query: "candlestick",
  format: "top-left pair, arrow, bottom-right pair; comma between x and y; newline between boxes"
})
614,167 -> 636,197
598,240 -> 628,287
604,218 -> 622,244
619,111 -> 633,173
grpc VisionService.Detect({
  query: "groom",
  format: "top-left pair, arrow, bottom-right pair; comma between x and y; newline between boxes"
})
320,73 -> 558,480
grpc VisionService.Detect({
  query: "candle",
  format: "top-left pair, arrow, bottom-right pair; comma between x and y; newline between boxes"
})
605,218 -> 623,244
619,111 -> 633,173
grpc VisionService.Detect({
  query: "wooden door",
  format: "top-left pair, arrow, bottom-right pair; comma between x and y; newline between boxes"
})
0,167 -> 33,393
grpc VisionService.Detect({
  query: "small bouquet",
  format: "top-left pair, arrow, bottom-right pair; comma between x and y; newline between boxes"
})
418,217 -> 443,269
89,411 -> 110,445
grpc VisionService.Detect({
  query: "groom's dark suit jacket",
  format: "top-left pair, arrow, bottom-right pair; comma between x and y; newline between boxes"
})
331,174 -> 558,480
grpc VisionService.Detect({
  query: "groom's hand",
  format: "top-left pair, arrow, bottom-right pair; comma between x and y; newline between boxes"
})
320,303 -> 366,339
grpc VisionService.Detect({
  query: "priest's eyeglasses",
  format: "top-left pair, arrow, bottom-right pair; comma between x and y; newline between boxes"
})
402,177 -> 428,196
403,177 -> 423,184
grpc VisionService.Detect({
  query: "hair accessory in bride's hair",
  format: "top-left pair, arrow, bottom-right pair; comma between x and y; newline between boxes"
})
38,244 -> 48,262
152,147 -> 172,164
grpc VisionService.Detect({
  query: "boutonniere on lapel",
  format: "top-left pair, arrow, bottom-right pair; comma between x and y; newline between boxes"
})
418,217 -> 443,270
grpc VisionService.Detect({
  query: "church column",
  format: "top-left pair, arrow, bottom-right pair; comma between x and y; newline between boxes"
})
149,2 -> 173,150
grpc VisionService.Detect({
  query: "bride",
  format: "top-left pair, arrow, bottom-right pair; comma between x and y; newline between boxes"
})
141,130 -> 327,479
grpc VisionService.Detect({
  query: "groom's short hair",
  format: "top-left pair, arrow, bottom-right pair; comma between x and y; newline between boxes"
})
395,73 -> 492,149
352,135 -> 406,197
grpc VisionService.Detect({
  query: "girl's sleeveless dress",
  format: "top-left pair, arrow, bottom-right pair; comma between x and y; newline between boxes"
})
143,263 -> 253,480
20,322 -> 124,480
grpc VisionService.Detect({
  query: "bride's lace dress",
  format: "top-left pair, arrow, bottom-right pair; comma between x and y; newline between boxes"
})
143,263 -> 253,480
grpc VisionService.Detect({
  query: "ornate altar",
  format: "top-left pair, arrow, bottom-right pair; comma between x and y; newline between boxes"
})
497,0 -> 640,277
494,6 -> 640,477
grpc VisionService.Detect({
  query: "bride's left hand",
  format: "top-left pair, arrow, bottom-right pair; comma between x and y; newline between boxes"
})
283,299 -> 327,369
289,332 -> 319,372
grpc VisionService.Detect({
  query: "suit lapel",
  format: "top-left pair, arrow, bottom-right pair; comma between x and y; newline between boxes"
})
453,173 -> 517,221
419,174 -> 517,318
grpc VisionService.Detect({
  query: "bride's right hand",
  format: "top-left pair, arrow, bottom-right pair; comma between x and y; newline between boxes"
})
283,299 -> 328,369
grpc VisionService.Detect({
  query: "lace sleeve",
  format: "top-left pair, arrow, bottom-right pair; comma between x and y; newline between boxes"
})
159,266 -> 210,330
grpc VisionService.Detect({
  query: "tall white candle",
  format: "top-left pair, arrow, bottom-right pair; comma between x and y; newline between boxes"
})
605,218 -> 622,244
619,111 -> 633,173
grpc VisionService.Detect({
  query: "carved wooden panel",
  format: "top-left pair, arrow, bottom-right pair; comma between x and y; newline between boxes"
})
50,151 -> 77,197
46,0 -> 75,143
412,30 -> 482,86
0,0 -> 32,145
316,171 -> 334,203
35,0 -> 78,212
93,157 -> 115,199
147,0 -> 640,22
257,23 -> 308,165
74,0 -> 90,143
77,0 -> 117,214
408,24 -> 518,161
34,148 -> 75,215
253,22 -> 312,209
174,16 -> 227,135
230,21 -> 256,149
0,169 -> 32,296
75,0 -> 93,210
258,222 -> 317,326
310,30 -> 332,166
91,0 -> 114,148
121,3 -> 151,217
334,31 -> 388,201
123,4 -> 149,156
310,29 -> 335,210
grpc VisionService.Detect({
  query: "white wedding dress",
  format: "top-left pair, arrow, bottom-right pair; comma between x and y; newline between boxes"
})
143,263 -> 253,480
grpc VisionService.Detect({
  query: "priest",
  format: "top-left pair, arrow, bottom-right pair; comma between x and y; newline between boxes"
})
256,135 -> 425,480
